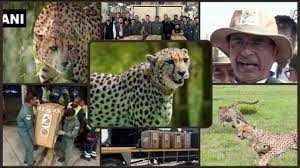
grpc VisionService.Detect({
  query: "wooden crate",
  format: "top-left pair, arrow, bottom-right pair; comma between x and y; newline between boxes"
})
141,130 -> 160,148
170,132 -> 182,149
159,131 -> 171,149
35,103 -> 65,148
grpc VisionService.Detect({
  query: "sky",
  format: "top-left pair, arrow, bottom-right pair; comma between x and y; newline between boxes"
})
201,2 -> 297,39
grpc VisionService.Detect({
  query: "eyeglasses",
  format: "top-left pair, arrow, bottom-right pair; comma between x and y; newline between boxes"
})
229,37 -> 275,51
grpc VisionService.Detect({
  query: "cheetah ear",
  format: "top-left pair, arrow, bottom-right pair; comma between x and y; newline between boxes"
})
146,54 -> 157,66
181,48 -> 188,54
144,54 -> 157,76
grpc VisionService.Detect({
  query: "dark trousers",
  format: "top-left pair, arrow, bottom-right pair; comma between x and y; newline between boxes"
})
84,134 -> 99,158
162,33 -> 171,40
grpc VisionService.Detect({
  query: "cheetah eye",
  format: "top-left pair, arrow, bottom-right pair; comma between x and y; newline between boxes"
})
165,60 -> 174,64
183,58 -> 189,63
68,45 -> 74,50
50,46 -> 58,51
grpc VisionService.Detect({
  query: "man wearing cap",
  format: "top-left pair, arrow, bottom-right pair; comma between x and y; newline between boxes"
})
210,9 -> 293,83
212,48 -> 235,83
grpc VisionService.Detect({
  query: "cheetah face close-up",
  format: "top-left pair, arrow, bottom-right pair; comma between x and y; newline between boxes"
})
34,33 -> 77,79
146,48 -> 190,90
238,124 -> 255,140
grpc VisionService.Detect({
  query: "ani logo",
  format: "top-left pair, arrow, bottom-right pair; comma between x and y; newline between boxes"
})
240,9 -> 256,25
2,9 -> 26,27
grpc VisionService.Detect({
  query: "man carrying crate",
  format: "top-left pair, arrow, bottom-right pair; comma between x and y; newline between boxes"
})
17,92 -> 39,166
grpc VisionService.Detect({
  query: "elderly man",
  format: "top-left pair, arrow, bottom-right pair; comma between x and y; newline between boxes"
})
210,9 -> 293,83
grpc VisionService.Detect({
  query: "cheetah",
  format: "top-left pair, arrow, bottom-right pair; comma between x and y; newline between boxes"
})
238,124 -> 297,166
89,48 -> 190,127
219,100 -> 258,128
33,2 -> 101,83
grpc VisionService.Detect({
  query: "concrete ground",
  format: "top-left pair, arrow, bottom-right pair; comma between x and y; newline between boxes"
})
3,125 -> 100,166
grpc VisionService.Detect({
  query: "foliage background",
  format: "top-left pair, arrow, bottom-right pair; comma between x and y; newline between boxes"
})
90,41 -> 212,127
201,85 -> 297,166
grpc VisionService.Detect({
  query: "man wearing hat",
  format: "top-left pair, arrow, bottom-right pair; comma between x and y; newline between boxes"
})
210,9 -> 293,83
212,48 -> 235,83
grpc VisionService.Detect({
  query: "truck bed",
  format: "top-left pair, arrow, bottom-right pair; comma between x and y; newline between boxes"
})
101,147 -> 198,154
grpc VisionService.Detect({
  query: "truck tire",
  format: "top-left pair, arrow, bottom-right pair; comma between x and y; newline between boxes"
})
102,158 -> 124,167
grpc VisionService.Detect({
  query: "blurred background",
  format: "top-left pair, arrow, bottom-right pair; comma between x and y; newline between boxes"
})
90,41 -> 212,127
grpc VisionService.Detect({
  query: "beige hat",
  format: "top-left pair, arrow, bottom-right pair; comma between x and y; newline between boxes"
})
210,9 -> 293,62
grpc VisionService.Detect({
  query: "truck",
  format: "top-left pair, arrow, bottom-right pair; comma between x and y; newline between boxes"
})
101,128 -> 199,167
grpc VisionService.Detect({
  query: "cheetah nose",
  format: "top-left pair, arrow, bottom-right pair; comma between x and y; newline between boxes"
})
61,62 -> 69,68
178,70 -> 186,77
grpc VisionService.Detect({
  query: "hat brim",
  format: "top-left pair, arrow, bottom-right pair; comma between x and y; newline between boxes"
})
210,28 -> 293,62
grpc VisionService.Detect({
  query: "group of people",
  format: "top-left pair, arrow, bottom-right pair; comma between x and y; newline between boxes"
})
17,88 -> 99,166
212,10 -> 297,83
101,12 -> 200,40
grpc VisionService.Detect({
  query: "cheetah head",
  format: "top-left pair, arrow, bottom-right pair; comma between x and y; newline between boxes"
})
33,3 -> 81,82
145,48 -> 190,91
237,124 -> 255,140
219,106 -> 228,113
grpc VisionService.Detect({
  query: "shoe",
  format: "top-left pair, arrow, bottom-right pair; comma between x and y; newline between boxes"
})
80,154 -> 91,161
91,156 -> 96,160
58,157 -> 65,162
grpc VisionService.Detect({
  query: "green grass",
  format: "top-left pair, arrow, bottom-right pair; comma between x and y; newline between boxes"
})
201,85 -> 297,166
239,105 -> 258,115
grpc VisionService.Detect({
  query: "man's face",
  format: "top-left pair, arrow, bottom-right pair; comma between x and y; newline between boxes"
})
145,16 -> 149,20
126,13 -> 131,18
106,16 -> 111,22
174,15 -> 178,20
212,64 -> 235,83
30,97 -> 39,107
228,33 -> 277,83
183,18 -> 187,23
194,18 -> 199,24
134,15 -> 138,20
164,14 -> 168,20
118,18 -> 123,24
155,17 -> 159,22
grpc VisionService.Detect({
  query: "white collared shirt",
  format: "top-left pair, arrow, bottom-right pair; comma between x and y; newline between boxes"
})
234,78 -> 267,83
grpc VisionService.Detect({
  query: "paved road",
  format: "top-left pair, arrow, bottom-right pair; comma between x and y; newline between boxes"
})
3,125 -> 100,166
